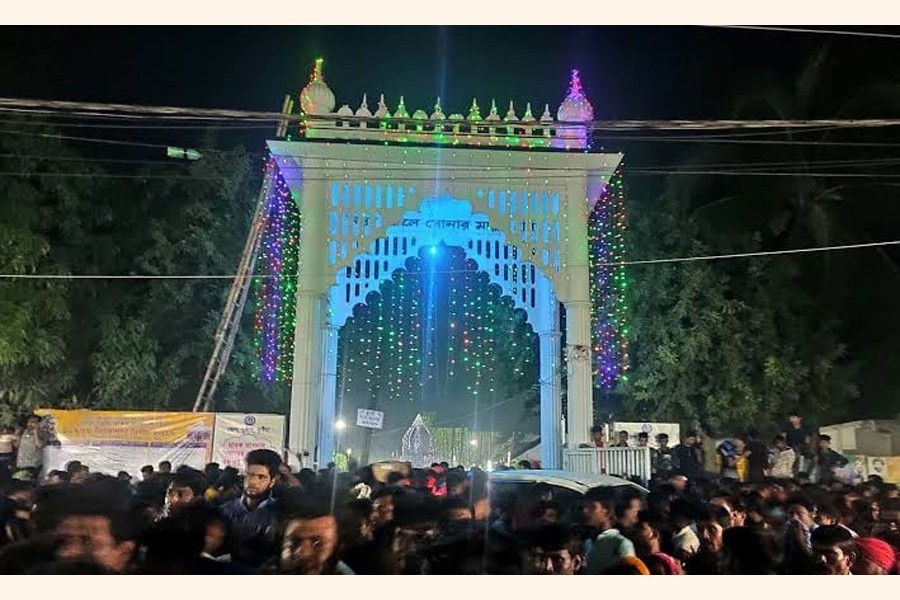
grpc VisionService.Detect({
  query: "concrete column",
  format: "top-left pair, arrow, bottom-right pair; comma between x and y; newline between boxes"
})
539,328 -> 563,469
288,171 -> 327,464
564,179 -> 594,448
317,322 -> 339,467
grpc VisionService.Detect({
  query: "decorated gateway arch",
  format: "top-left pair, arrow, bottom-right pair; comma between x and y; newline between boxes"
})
253,60 -> 627,469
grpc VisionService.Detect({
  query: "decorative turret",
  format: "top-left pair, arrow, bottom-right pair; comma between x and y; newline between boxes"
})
374,94 -> 390,118
522,102 -> 535,123
431,97 -> 446,120
467,98 -> 482,121
336,104 -> 353,117
504,100 -> 518,122
540,103 -> 553,123
412,109 -> 428,120
556,68 -> 594,123
394,96 -> 410,119
299,58 -> 336,115
485,99 -> 501,121
355,93 -> 372,117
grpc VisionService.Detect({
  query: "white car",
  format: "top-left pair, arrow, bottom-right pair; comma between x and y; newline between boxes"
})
488,469 -> 649,497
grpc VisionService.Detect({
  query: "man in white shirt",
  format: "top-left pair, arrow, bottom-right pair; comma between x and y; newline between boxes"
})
770,434 -> 797,479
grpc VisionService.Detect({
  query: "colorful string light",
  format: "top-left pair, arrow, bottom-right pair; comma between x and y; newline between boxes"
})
588,169 -> 629,388
252,159 -> 301,383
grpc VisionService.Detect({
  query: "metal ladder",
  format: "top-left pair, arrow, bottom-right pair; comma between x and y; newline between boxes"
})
191,165 -> 273,412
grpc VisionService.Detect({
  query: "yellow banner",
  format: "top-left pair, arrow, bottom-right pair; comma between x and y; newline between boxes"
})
35,409 -> 214,447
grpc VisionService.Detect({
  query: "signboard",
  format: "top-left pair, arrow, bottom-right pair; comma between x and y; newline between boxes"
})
35,409 -> 214,477
357,409 -> 384,429
212,413 -> 285,471
612,422 -> 681,448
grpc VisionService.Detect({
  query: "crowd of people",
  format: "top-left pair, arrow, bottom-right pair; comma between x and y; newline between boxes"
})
0,411 -> 898,575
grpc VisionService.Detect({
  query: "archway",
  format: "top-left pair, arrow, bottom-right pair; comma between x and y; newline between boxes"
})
254,68 -> 626,470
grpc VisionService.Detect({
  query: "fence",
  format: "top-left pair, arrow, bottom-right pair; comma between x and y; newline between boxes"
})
563,446 -> 652,484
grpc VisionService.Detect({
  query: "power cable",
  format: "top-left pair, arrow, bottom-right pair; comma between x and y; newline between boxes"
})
3,239 -> 899,280
701,25 -> 900,40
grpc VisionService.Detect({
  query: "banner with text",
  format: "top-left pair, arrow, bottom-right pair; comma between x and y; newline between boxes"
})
35,409 -> 214,476
357,409 -> 384,429
212,413 -> 285,471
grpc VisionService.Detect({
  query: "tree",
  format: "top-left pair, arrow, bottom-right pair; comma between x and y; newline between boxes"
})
619,173 -> 859,435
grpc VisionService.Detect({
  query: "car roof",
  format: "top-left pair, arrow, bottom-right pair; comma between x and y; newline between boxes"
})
488,469 -> 649,494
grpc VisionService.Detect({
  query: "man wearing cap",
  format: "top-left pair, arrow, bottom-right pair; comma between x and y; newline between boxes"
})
852,537 -> 897,575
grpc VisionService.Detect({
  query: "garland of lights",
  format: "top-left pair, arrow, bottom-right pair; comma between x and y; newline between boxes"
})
336,246 -> 538,448
252,159 -> 301,383
588,169 -> 629,388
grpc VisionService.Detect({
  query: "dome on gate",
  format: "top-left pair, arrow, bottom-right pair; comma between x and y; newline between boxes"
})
556,68 -> 594,123
300,58 -> 336,115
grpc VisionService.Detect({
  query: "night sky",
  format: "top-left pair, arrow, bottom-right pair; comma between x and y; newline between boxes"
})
3,26 -> 898,149
3,26 -> 900,424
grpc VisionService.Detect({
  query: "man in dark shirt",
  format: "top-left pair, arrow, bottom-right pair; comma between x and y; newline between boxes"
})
673,432 -> 702,480
220,449 -> 281,568
744,431 -> 769,483
785,409 -> 813,474
816,434 -> 848,485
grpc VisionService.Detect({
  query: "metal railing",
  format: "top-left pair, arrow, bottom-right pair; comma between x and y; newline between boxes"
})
563,447 -> 652,485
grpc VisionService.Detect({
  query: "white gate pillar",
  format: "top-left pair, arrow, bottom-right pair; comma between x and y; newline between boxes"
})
317,320 -> 339,467
289,173 -> 328,465
536,275 -> 562,469
564,182 -> 594,448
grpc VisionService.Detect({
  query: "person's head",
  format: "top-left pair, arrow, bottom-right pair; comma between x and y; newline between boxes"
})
697,505 -> 731,553
628,519 -> 662,555
440,497 -> 472,525
683,431 -> 697,446
140,465 -> 154,481
53,486 -> 138,573
244,448 -> 281,499
279,500 -> 340,575
721,527 -> 782,574
46,470 -> 69,486
164,469 -> 207,515
590,425 -> 604,445
815,501 -> 841,527
531,500 -> 562,525
773,434 -> 788,451
336,498 -> 374,548
25,415 -> 39,430
617,430 -> 629,444
818,434 -> 832,451
371,488 -> 398,529
656,433 -> 669,448
811,525 -> 858,575
669,474 -> 688,493
70,465 -> 90,485
787,497 -> 817,528
157,461 -> 172,475
637,432 -> 649,447
788,410 -> 802,427
616,489 -> 644,530
517,460 -> 532,470
64,461 -> 82,476
525,524 -> 584,575
581,487 -> 616,531
669,497 -> 696,530
852,537 -> 896,575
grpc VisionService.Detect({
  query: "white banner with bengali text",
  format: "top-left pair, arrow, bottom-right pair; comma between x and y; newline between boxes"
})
211,413 -> 285,471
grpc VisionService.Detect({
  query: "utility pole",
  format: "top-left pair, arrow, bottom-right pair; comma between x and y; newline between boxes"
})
361,384 -> 380,465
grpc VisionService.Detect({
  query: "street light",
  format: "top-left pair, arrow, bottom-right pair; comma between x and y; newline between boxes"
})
335,419 -> 346,431
469,438 -> 478,447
